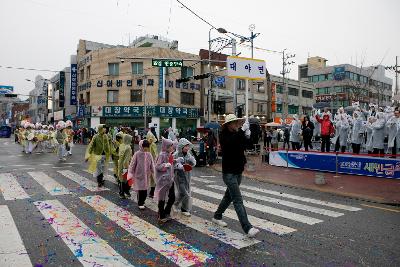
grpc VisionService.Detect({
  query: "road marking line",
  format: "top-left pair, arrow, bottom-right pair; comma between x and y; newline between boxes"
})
361,204 -> 400,213
82,195 -> 213,266
208,185 -> 344,217
34,200 -> 133,267
61,163 -> 78,165
240,184 -> 362,211
58,170 -> 109,192
130,192 -> 259,249
199,175 -> 216,178
11,165 -> 28,167
39,163 -> 53,166
0,205 -> 32,267
52,166 -> 72,169
0,173 -> 30,200
191,176 -> 215,184
191,197 -> 296,235
28,172 -> 71,195
192,187 -> 322,225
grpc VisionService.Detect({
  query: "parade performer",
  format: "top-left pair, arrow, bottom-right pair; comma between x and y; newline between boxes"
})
371,112 -> 386,157
128,139 -> 154,208
146,130 -> 158,198
85,124 -> 111,187
289,114 -> 302,150
26,123 -> 36,154
168,127 -> 177,141
155,138 -> 176,223
48,125 -> 56,151
117,134 -> 133,198
386,109 -> 399,157
35,123 -> 45,153
173,138 -> 196,217
54,121 -> 67,161
350,111 -> 364,154
63,120 -> 74,156
19,122 -> 28,152
111,132 -> 123,182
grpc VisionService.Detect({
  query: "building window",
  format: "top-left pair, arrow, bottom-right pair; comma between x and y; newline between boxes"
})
312,75 -> 319,82
131,62 -> 143,74
137,79 -> 143,86
79,68 -> 84,82
257,103 -> 264,113
237,79 -> 245,90
276,84 -> 283,93
108,63 -> 119,76
301,90 -> 313,98
130,90 -> 142,102
302,106 -> 312,115
318,74 -> 325,81
107,90 -> 119,103
181,92 -> 194,105
299,66 -> 308,79
165,90 -> 169,103
147,79 -> 154,86
277,104 -> 282,113
288,105 -> 299,114
86,66 -> 91,80
181,66 -> 194,78
86,92 -> 90,105
288,87 -> 299,96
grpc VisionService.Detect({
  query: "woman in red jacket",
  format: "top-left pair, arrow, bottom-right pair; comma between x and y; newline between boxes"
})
315,114 -> 335,152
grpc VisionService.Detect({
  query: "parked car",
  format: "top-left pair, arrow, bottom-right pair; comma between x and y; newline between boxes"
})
0,125 -> 12,138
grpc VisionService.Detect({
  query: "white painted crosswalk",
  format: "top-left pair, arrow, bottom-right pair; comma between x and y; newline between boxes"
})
0,205 -> 32,267
0,168 -> 364,266
82,195 -> 213,267
58,170 -> 109,192
34,199 -> 133,267
0,173 -> 29,200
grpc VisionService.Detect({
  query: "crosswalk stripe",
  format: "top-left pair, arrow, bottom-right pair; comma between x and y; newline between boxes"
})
58,170 -> 109,192
82,195 -> 213,267
191,176 -> 215,184
0,173 -> 29,200
0,205 -> 32,266
192,187 -> 322,225
34,199 -> 133,267
239,185 -> 362,211
130,192 -> 260,249
191,197 -> 296,235
28,172 -> 71,195
208,185 -> 344,217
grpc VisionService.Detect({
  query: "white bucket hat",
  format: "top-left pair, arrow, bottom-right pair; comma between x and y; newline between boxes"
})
222,114 -> 244,125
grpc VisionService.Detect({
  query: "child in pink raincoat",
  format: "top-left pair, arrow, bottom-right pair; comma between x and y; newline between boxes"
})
154,138 -> 176,223
128,140 -> 155,210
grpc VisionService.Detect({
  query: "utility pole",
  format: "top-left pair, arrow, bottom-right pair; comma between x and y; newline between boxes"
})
232,38 -> 238,116
280,49 -> 295,121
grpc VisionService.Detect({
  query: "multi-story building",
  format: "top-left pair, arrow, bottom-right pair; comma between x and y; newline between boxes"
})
130,35 -> 178,50
299,56 -> 393,113
27,76 -> 49,123
76,39 -> 202,137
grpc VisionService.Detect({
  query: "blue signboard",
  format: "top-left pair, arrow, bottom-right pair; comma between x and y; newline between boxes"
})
0,85 -> 13,95
59,71 -> 65,108
70,64 -> 77,105
214,76 -> 225,86
77,105 -> 85,117
103,106 -> 200,118
158,67 -> 164,98
269,151 -> 400,179
333,66 -> 345,81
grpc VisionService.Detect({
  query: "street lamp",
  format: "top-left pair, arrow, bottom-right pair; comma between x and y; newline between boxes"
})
208,27 -> 228,123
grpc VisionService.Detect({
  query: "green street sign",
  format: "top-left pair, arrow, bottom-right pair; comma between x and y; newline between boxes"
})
152,59 -> 183,68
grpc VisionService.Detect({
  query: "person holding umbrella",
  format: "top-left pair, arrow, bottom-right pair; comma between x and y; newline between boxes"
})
212,114 -> 259,238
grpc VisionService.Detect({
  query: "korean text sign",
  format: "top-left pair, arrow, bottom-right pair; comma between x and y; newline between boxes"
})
227,56 -> 266,80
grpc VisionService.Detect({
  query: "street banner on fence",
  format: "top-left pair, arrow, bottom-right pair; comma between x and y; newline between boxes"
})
269,150 -> 400,179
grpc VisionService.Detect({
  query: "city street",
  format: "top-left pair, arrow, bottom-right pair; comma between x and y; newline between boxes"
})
0,137 -> 399,266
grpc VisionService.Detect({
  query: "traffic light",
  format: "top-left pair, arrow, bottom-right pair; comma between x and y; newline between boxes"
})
176,77 -> 191,83
193,73 -> 210,80
213,100 -> 226,115
5,94 -> 17,98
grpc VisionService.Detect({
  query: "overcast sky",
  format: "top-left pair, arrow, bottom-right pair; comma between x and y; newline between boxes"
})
1,0 -> 399,99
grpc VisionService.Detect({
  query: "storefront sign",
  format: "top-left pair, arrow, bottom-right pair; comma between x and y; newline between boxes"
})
227,56 -> 266,80
269,151 -> 400,179
59,71 -> 65,108
333,66 -> 345,80
271,82 -> 276,112
158,68 -> 164,98
103,106 -> 200,118
70,64 -> 77,105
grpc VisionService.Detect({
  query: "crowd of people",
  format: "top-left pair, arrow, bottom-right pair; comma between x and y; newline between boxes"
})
263,104 -> 400,157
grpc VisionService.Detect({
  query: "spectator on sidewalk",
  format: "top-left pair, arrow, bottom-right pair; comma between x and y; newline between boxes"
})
282,127 -> 290,150
301,115 -> 314,151
271,127 -> 279,151
315,113 -> 335,152
263,127 -> 272,150
212,114 -> 260,238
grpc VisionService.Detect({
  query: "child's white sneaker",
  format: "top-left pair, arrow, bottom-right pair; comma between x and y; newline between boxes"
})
182,211 -> 191,217
247,227 -> 260,238
138,205 -> 145,210
212,218 -> 227,227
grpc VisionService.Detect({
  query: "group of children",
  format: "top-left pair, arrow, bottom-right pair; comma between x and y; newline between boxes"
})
16,120 -> 74,160
85,124 -> 196,224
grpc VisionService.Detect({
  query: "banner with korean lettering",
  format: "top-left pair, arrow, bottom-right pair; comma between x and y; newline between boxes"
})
227,56 -> 266,80
70,64 -> 77,105
59,71 -> 65,108
269,151 -> 400,179
271,82 -> 276,112
102,106 -> 200,118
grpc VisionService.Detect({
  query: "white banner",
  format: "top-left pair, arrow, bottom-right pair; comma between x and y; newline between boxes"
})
227,56 -> 266,80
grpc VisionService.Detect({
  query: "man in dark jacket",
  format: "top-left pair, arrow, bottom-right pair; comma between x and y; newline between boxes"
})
212,114 -> 259,238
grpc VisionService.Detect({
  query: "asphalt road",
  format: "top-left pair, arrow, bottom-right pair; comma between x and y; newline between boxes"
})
0,137 -> 399,267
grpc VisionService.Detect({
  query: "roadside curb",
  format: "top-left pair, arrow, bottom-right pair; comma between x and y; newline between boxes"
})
210,165 -> 400,206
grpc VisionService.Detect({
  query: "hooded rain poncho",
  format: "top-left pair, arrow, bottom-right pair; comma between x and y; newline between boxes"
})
154,138 -> 175,202
118,134 -> 133,181
128,140 -> 155,191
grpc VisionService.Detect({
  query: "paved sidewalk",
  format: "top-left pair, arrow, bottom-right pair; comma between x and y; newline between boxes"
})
211,155 -> 400,205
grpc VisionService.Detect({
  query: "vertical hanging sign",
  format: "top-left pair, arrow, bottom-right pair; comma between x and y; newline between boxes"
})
59,71 -> 65,108
70,64 -> 77,105
158,67 -> 164,98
